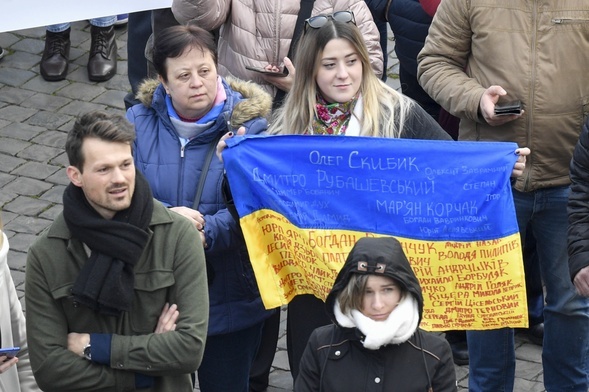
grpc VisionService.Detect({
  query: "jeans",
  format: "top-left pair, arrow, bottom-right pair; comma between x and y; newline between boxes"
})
467,186 -> 589,392
287,294 -> 332,381
522,228 -> 544,325
47,16 -> 116,32
197,321 -> 264,392
124,11 -> 152,110
249,310 -> 280,392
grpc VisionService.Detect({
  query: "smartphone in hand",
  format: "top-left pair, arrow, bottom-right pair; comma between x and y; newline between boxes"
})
494,100 -> 523,116
245,65 -> 287,77
0,347 -> 20,359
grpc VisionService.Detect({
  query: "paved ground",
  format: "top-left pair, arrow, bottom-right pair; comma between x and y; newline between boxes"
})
0,18 -> 545,392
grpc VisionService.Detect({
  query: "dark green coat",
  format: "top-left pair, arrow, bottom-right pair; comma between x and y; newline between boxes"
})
26,201 -> 209,392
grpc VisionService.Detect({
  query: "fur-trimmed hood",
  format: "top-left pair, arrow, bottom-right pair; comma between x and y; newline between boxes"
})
135,76 -> 272,129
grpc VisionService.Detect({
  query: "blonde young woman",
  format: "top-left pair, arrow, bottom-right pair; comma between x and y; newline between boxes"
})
0,217 -> 40,392
220,11 -> 529,380
268,11 -> 450,139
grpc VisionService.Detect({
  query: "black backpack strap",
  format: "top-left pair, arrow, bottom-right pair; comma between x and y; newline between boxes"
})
273,0 -> 316,109
192,132 -> 223,210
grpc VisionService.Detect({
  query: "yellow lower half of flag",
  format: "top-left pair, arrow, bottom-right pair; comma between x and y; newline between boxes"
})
242,209 -> 528,331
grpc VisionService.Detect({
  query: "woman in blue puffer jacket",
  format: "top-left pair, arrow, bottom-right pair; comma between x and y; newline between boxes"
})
126,24 -> 273,392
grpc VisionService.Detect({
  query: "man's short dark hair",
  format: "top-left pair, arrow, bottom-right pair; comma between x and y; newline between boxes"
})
66,111 -> 135,171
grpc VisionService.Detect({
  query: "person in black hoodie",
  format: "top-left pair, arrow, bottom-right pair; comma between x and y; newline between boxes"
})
295,236 -> 456,392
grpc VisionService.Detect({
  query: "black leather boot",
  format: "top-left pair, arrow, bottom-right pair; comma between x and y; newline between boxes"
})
88,25 -> 117,82
40,28 -> 71,81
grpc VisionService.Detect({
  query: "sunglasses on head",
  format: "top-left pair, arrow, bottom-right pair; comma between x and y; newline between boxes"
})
304,11 -> 356,31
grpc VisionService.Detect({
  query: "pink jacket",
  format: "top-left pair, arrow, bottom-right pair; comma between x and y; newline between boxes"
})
172,0 -> 384,96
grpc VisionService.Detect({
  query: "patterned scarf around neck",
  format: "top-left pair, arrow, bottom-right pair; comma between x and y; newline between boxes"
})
311,93 -> 358,135
63,170 -> 154,316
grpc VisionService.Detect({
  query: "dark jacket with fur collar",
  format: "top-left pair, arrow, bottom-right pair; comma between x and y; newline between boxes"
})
295,237 -> 457,392
127,77 -> 272,336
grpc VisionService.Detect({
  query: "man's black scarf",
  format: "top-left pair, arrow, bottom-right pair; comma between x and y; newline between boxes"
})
63,170 -> 154,316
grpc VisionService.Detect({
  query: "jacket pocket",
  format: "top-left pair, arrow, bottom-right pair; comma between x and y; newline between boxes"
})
131,270 -> 176,333
51,283 -> 81,320
326,340 -> 350,361
552,17 -> 589,25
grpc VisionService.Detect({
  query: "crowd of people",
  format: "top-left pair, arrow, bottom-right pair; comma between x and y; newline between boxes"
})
1,1 -> 589,392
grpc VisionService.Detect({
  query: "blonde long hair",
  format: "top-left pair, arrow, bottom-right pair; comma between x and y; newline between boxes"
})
268,19 -> 414,137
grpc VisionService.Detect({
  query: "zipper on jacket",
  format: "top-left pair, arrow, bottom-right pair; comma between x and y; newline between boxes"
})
178,141 -> 186,206
552,18 -> 589,24
524,2 -> 539,191
273,4 -> 281,65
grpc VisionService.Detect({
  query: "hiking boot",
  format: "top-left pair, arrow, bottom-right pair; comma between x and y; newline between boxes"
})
88,25 -> 117,82
40,28 -> 71,81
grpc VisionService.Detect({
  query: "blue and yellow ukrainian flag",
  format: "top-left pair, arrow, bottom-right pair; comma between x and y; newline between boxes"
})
223,135 -> 527,330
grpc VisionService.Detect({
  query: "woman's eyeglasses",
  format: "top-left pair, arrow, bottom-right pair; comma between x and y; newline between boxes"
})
304,11 -> 356,31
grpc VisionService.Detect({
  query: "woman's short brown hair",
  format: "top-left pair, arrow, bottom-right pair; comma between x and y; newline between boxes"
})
153,24 -> 218,82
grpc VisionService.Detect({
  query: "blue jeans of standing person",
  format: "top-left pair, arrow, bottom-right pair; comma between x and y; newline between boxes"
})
197,321 -> 264,392
47,16 -> 116,32
467,186 -> 589,392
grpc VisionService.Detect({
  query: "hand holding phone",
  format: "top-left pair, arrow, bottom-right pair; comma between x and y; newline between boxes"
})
245,65 -> 287,77
0,347 -> 20,359
0,348 -> 19,374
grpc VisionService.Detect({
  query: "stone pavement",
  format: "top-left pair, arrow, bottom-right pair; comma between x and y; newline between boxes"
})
0,19 -> 545,392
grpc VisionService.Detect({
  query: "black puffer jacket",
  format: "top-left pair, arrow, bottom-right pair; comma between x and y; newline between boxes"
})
295,237 -> 456,392
388,0 -> 433,78
568,116 -> 589,280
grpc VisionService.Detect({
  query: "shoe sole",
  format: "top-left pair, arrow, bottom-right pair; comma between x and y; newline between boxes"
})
88,68 -> 117,82
40,69 -> 68,81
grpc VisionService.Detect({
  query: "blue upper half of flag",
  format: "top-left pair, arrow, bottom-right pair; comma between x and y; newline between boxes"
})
223,135 -> 520,241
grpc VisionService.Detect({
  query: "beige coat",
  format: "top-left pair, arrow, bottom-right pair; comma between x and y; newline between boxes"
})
0,232 -> 40,392
172,0 -> 384,96
418,0 -> 589,192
